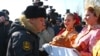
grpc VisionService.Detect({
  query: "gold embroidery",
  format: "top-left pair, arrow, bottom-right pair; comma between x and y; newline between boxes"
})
23,41 -> 31,51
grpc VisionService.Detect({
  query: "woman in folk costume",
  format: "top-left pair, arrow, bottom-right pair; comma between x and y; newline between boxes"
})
73,4 -> 100,56
42,13 -> 79,56
49,13 -> 78,48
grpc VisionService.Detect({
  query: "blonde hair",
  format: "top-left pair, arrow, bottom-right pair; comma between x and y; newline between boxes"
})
85,0 -> 100,24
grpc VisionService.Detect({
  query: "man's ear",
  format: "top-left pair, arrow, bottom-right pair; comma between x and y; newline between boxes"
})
28,19 -> 33,24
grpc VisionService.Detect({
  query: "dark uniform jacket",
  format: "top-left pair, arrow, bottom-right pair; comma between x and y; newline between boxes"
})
6,20 -> 39,56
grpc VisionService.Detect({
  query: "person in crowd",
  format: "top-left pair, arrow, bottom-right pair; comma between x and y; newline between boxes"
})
42,13 -> 79,56
49,13 -> 78,48
0,11 -> 12,56
0,12 -> 7,56
6,5 -> 46,56
2,9 -> 9,20
49,18 -> 61,35
73,5 -> 100,56
2,9 -> 12,25
38,21 -> 55,56
38,21 -> 55,48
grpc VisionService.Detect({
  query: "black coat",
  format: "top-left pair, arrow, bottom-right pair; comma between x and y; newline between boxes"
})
0,22 -> 11,56
6,21 -> 40,56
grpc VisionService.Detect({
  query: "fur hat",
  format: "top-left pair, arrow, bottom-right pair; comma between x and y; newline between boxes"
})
2,9 -> 9,15
23,5 -> 46,19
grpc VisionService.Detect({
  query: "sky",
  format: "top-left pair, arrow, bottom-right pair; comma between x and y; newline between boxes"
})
42,0 -> 84,15
0,0 -> 84,21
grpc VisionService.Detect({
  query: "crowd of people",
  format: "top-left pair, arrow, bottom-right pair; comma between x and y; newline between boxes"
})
0,1 -> 100,56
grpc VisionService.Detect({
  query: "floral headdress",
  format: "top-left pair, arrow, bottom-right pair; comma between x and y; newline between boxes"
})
85,0 -> 100,17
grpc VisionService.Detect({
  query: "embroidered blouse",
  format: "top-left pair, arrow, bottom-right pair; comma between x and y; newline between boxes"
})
50,28 -> 78,48
74,25 -> 100,56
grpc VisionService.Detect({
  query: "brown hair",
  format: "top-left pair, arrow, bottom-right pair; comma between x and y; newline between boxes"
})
87,7 -> 100,24
65,13 -> 75,19
65,13 -> 80,25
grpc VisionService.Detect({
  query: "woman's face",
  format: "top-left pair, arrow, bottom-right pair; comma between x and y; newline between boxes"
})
64,15 -> 76,28
84,11 -> 97,25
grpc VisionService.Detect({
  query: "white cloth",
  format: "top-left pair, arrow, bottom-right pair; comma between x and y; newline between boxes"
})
43,44 -> 80,56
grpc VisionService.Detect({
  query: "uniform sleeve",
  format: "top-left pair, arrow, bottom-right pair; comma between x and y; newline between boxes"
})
11,32 -> 34,56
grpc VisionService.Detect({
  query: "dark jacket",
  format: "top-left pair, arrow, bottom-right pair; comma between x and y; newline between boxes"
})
6,20 -> 40,56
0,22 -> 11,56
0,23 -> 7,56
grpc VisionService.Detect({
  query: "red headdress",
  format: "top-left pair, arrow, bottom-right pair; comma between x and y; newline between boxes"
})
74,13 -> 80,25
